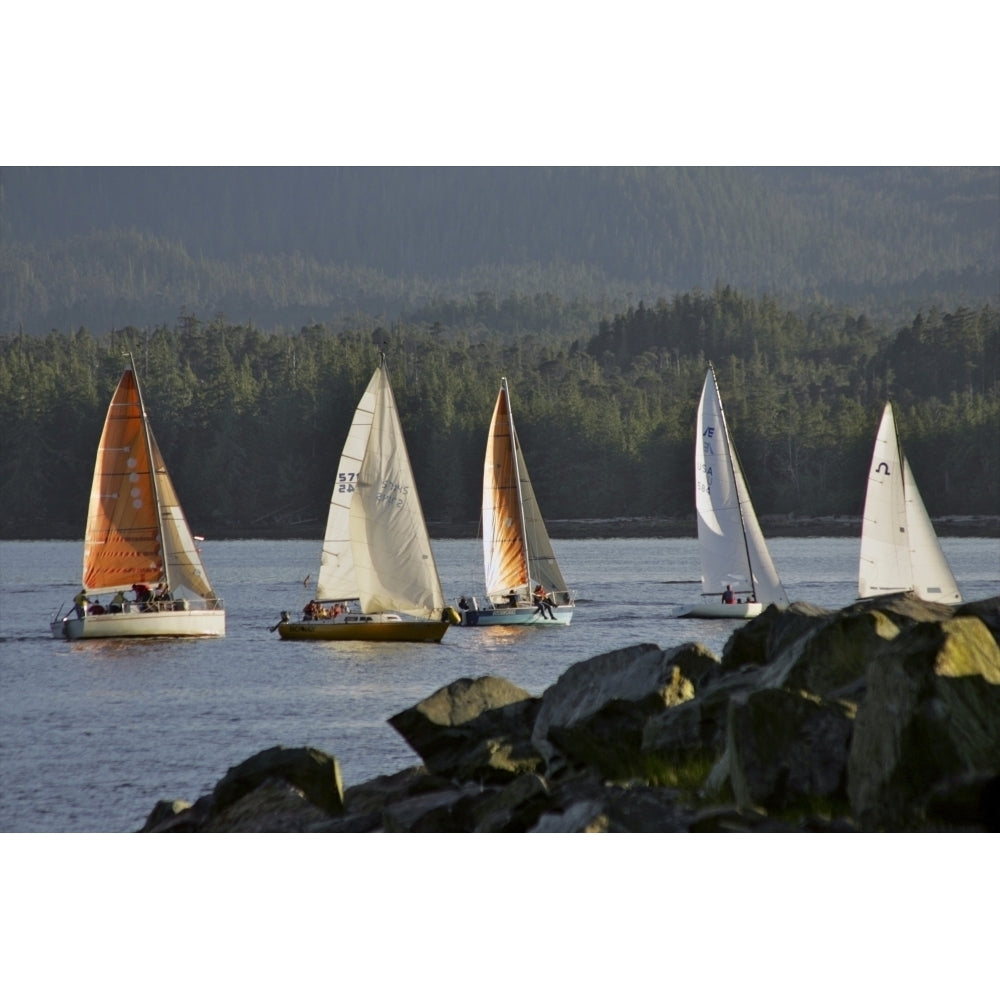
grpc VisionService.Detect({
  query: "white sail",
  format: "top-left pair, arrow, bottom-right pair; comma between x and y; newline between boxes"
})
858,403 -> 961,604
150,431 -> 218,601
316,375 -> 377,601
316,358 -> 445,618
694,366 -> 787,606
517,442 -> 569,600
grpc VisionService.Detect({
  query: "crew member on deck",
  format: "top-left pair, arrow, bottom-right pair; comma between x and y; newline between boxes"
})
533,584 -> 556,620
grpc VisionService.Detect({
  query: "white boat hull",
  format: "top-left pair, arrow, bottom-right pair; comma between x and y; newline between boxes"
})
675,602 -> 764,620
52,607 -> 226,640
459,604 -> 573,627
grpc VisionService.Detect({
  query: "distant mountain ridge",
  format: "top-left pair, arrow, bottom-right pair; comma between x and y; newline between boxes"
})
1,166 -> 996,333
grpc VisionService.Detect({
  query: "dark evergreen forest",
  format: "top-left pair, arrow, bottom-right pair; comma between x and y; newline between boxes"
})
2,289 -> 997,539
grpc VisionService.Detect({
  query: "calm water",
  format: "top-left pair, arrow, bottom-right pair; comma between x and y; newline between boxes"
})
1,536 -> 997,832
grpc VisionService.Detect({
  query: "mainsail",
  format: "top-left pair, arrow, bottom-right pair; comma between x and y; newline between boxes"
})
82,368 -> 162,590
316,357 -> 445,618
694,366 -> 787,605
858,402 -> 961,603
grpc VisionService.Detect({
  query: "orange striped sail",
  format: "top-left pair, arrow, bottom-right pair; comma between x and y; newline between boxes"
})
482,382 -> 530,599
81,369 -> 164,590
481,379 -> 571,607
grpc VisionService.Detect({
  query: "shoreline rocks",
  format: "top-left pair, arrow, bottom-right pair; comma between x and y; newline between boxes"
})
140,593 -> 1000,833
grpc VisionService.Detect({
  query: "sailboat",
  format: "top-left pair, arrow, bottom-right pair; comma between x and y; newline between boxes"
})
858,402 -> 962,604
51,357 -> 225,640
458,377 -> 574,626
677,365 -> 788,619
277,352 -> 457,642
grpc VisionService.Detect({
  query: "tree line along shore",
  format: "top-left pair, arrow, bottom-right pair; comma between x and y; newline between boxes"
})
1,292 -> 996,539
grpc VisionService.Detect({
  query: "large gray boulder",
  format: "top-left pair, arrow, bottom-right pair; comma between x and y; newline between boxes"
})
724,687 -> 855,812
848,615 -> 1000,830
641,664 -> 764,782
212,745 -> 345,816
721,601 -> 831,669
140,745 -> 344,832
531,643 -> 714,779
754,603 -> 902,699
204,778 -> 335,832
388,676 -> 541,782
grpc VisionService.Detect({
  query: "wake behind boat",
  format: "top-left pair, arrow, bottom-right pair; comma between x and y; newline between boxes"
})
51,357 -> 224,640
457,377 -> 574,626
676,365 -> 788,619
858,402 -> 962,604
276,352 -> 457,642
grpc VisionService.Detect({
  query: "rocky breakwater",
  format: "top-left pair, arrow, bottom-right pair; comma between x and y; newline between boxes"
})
141,593 -> 1000,832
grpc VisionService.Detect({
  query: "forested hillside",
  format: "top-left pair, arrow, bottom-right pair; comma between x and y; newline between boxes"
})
1,167 -> 996,335
2,289 -> 996,539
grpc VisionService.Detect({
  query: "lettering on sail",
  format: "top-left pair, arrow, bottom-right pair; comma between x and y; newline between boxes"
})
698,425 -> 716,496
375,479 -> 409,508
